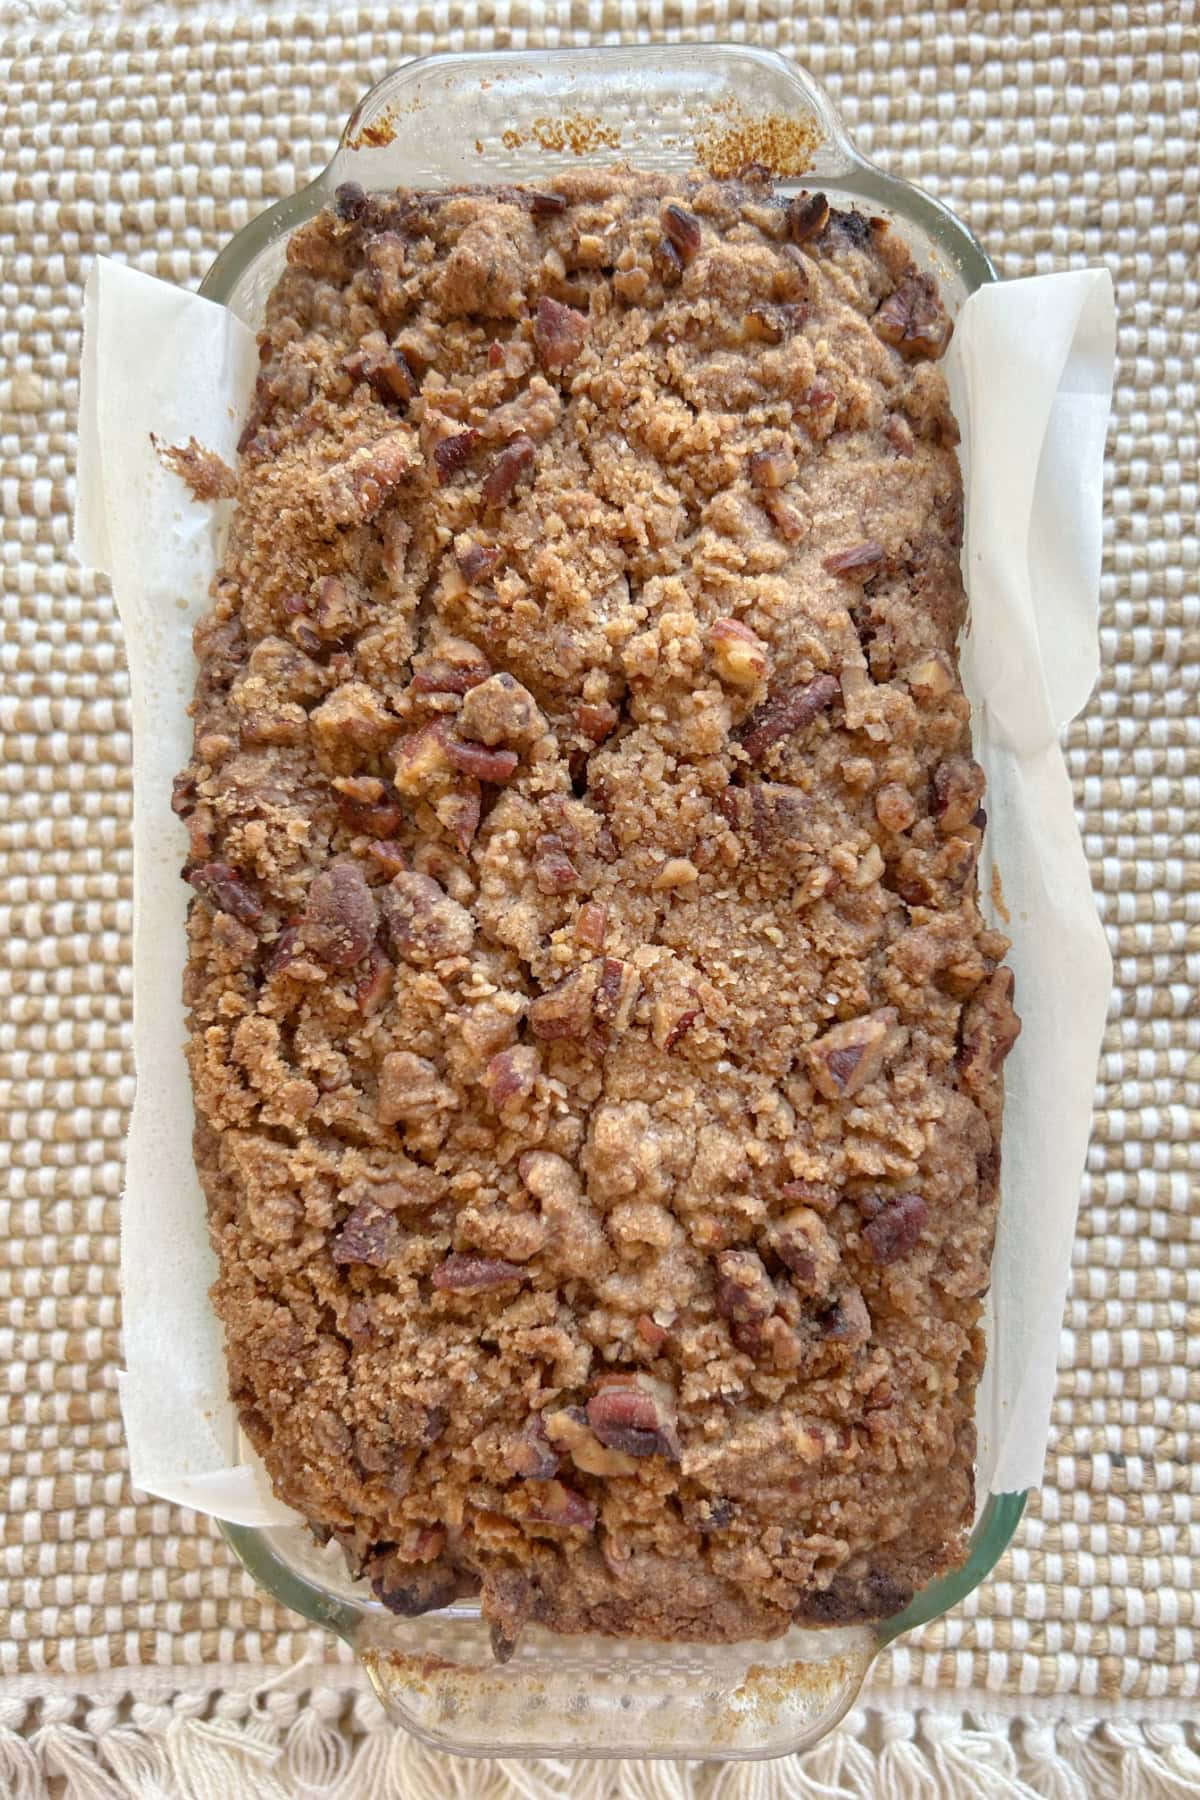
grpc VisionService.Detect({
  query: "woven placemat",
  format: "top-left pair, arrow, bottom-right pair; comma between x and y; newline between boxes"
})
1,1 -> 1197,1792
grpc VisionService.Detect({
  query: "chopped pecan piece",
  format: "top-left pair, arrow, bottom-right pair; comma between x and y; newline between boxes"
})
432,1254 -> 527,1293
821,1285 -> 872,1347
770,1208 -> 838,1296
736,673 -> 840,761
714,1250 -> 777,1340
187,862 -> 263,926
354,943 -> 394,1014
543,1406 -> 639,1478
534,296 -> 589,371
875,782 -> 918,833
366,839 -> 407,878
171,772 -> 196,818
763,492 -> 808,540
369,1560 -> 460,1620
653,998 -> 698,1051
587,1374 -> 680,1461
743,301 -> 803,343
481,1045 -> 541,1111
652,856 -> 698,890
481,434 -> 535,508
823,540 -> 887,578
748,444 -> 796,489
334,180 -> 367,222
332,774 -> 406,838
454,541 -> 501,586
884,413 -> 915,457
709,617 -> 770,688
652,235 -> 683,285
779,1177 -> 838,1214
320,429 -> 418,525
393,721 -> 454,796
787,191 -> 830,244
523,1480 -> 597,1531
381,869 -> 475,963
635,1313 -> 669,1351
444,736 -> 519,784
458,673 -> 546,747
332,1204 -> 401,1268
931,756 -> 987,834
661,203 -> 702,264
378,1051 -> 455,1127
577,700 -> 619,743
807,1010 -> 894,1102
862,1193 -> 928,1266
310,682 -> 403,772
574,902 -> 608,950
906,652 -> 955,702
592,957 -> 640,1035
529,966 -> 598,1041
185,807 -> 216,862
958,967 -> 1021,1093
505,1418 -> 560,1480
528,190 -> 567,217
434,780 -> 481,853
874,274 -> 953,361
300,860 -> 378,968
533,834 -> 580,894
410,638 -> 492,695
432,428 -> 479,484
264,923 -> 301,978
364,348 -> 417,407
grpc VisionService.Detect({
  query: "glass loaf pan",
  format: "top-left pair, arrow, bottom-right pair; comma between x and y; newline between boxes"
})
199,44 -> 1026,1761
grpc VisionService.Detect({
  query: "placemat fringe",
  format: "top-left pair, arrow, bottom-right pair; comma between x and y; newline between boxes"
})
3,1694 -> 1200,1799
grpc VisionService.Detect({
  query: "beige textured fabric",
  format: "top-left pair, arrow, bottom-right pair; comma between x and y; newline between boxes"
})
0,0 -> 1196,1760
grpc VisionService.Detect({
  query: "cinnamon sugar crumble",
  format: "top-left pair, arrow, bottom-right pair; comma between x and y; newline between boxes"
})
154,433 -> 237,501
179,171 -> 1019,1650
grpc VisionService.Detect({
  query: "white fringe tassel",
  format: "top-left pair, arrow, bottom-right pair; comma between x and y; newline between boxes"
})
1,1692 -> 1199,1799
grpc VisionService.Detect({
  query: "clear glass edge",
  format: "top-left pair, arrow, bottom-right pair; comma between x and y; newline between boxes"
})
199,41 -> 1015,1757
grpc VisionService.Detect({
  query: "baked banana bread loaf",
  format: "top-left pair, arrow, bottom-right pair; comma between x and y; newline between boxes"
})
177,168 -> 1020,1652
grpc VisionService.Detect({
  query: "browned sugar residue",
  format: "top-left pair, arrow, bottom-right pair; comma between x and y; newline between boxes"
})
153,433 -> 235,501
693,101 -> 821,179
990,862 -> 1010,924
346,114 -> 399,150
501,114 -> 622,155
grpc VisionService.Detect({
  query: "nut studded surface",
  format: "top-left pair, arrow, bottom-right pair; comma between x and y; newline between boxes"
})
0,0 -> 1197,1710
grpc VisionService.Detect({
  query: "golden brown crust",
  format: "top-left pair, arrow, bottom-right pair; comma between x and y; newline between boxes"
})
179,170 -> 1018,1648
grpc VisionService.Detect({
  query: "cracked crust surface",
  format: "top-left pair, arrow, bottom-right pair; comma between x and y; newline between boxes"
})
178,169 -> 1019,1649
